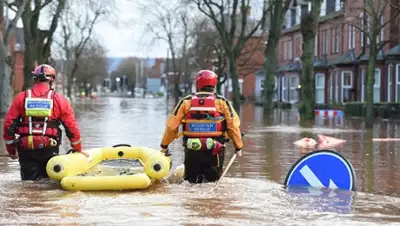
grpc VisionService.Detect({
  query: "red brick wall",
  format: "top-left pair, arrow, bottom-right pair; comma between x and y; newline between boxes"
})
13,52 -> 24,92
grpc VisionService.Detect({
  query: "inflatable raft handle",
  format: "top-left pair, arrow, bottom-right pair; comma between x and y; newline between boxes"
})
112,144 -> 132,148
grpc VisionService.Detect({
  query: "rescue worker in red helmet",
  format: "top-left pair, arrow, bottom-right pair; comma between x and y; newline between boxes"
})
2,64 -> 90,180
160,69 -> 244,183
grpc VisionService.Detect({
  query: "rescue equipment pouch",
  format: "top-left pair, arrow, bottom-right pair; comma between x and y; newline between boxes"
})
18,135 -> 58,150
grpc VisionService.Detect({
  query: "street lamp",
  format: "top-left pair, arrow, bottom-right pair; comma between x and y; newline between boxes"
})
116,77 -> 120,82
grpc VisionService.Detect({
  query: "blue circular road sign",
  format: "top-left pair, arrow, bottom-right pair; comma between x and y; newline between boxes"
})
284,150 -> 356,191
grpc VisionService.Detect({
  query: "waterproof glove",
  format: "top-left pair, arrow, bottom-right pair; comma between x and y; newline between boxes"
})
160,148 -> 171,157
6,143 -> 17,156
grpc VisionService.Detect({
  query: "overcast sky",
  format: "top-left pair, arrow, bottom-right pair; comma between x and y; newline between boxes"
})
93,0 -> 170,58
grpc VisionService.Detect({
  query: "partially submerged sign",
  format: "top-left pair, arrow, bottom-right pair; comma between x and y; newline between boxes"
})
284,150 -> 356,191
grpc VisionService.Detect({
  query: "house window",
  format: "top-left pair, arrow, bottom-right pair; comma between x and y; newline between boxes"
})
315,73 -> 325,104
260,78 -> 278,101
388,64 -> 392,102
320,0 -> 326,16
331,28 -> 335,53
290,8 -> 296,26
273,77 -> 278,101
288,39 -> 293,59
329,72 -> 334,103
348,24 -> 355,49
322,30 -> 328,54
289,75 -> 299,102
341,71 -> 353,103
335,71 -> 339,102
326,0 -> 336,14
335,26 -> 341,52
361,69 -> 365,101
374,69 -> 381,103
286,11 -> 291,28
282,76 -> 288,102
360,13 -> 364,47
378,16 -> 384,44
366,15 -> 371,45
301,4 -> 308,18
295,36 -> 302,57
314,33 -> 318,56
396,64 -> 400,102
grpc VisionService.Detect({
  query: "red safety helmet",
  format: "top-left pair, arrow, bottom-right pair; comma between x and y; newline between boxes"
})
195,70 -> 218,91
32,64 -> 56,82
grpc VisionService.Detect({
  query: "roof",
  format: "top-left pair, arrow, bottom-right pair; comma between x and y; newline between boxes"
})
328,50 -> 356,66
386,44 -> 400,56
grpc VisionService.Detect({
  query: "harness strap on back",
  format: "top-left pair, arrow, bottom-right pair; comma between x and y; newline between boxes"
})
27,89 -> 53,135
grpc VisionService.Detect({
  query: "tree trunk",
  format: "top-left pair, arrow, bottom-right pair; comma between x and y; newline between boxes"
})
365,51 -> 377,128
0,42 -> 11,114
22,41 -> 35,90
299,0 -> 322,122
228,54 -> 241,113
263,0 -> 286,113
299,34 -> 315,122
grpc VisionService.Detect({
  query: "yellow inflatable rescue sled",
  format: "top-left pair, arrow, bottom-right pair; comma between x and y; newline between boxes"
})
46,144 -> 171,191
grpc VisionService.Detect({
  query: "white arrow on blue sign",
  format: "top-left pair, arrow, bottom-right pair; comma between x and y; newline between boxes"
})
284,150 -> 356,191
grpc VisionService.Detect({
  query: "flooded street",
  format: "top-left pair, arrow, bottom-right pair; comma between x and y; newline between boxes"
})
1,97 -> 400,225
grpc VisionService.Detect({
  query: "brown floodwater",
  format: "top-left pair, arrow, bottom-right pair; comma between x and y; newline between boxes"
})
0,97 -> 399,225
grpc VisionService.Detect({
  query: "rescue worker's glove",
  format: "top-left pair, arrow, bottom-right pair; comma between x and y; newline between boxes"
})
160,148 -> 171,157
6,143 -> 17,157
67,148 -> 92,162
235,149 -> 243,157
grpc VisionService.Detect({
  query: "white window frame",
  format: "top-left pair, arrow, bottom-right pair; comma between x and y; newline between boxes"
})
335,26 -> 340,52
361,69 -> 365,102
322,30 -> 328,54
388,64 -> 392,102
273,77 -> 278,101
282,76 -> 287,102
360,12 -> 364,47
378,16 -> 384,44
348,24 -> 355,49
335,71 -> 339,102
239,79 -> 244,94
320,0 -> 326,16
396,64 -> 400,102
335,0 -> 342,11
288,39 -> 293,59
315,73 -> 325,104
329,72 -> 333,103
341,71 -> 353,103
374,69 -> 381,103
314,33 -> 318,56
289,75 -> 299,103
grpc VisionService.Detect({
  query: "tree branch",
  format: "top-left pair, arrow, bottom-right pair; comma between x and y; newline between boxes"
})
4,0 -> 29,44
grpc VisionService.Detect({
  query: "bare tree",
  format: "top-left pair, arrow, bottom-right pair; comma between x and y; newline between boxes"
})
56,0 -> 113,99
190,0 -> 267,112
187,17 -> 227,93
345,0 -> 400,128
73,38 -> 109,88
6,0 -> 65,90
137,0 -> 192,104
263,0 -> 291,112
298,0 -> 323,122
0,0 -> 29,114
